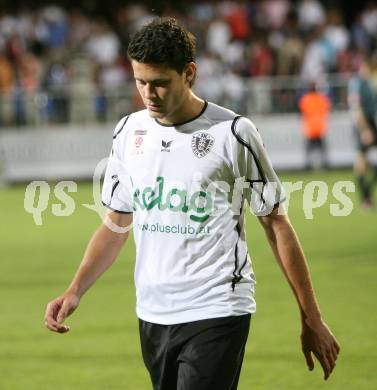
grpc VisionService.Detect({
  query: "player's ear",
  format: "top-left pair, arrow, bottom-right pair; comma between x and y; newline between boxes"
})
184,62 -> 196,87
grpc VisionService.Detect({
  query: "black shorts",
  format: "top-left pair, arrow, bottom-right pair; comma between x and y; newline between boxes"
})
139,314 -> 251,390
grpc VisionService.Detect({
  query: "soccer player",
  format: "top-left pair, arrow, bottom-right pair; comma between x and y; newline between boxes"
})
44,18 -> 340,390
348,57 -> 377,209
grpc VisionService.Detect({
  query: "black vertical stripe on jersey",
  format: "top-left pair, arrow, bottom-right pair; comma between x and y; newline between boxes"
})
231,116 -> 267,206
231,116 -> 267,185
231,222 -> 241,292
113,115 -> 129,139
236,199 -> 249,280
237,202 -> 249,280
237,253 -> 248,280
110,180 -> 120,202
231,221 -> 249,292
231,202 -> 249,292
246,178 -> 266,206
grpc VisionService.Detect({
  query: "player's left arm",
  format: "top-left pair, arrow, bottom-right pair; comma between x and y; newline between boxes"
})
258,206 -> 340,380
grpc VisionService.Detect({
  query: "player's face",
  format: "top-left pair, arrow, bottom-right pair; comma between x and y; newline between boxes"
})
132,61 -> 194,122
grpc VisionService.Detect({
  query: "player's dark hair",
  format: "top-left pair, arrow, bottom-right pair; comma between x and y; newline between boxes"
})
127,17 -> 196,74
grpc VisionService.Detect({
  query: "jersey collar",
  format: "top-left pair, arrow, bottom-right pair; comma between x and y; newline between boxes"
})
155,101 -> 208,127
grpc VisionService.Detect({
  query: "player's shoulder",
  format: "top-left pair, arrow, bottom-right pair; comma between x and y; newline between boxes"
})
112,109 -> 150,140
204,101 -> 239,125
205,102 -> 259,138
229,114 -> 261,146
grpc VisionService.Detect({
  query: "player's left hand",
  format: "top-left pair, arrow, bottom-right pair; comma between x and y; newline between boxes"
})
300,318 -> 340,380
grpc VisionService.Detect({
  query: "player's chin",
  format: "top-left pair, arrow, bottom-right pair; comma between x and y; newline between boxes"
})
147,108 -> 165,118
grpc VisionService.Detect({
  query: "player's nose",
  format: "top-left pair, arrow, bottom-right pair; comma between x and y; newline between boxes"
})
144,83 -> 156,99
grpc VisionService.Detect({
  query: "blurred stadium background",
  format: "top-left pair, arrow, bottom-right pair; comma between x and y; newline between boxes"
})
0,0 -> 376,389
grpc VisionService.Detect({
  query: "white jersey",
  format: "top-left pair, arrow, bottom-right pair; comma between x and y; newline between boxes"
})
102,101 -> 285,325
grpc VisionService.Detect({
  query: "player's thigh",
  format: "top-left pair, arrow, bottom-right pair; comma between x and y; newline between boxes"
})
177,314 -> 251,390
139,319 -> 178,390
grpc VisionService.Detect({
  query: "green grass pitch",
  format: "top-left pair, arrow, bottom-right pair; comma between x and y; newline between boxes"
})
0,170 -> 376,389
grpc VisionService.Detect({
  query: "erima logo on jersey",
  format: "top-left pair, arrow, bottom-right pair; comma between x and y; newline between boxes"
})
133,176 -> 213,223
192,132 -> 214,158
161,140 -> 173,152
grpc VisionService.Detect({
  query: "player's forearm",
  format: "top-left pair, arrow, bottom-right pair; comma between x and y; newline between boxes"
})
66,223 -> 129,299
263,218 -> 321,325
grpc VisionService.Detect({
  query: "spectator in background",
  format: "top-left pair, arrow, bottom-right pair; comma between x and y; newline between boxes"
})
297,0 -> 325,33
361,2 -> 377,41
299,82 -> 331,170
0,48 -> 14,125
68,9 -> 91,52
350,14 -> 372,54
222,69 -> 245,112
277,11 -> 304,75
206,15 -> 231,57
337,45 -> 364,75
0,48 -> 13,93
96,57 -> 128,122
223,38 -> 246,72
5,34 -> 29,125
248,35 -> 273,77
324,9 -> 349,56
260,0 -> 290,30
41,5 -> 69,50
195,51 -> 224,103
247,34 -> 274,113
300,24 -> 336,83
224,1 -> 250,41
348,57 -> 377,209
70,53 -> 96,123
42,55 -> 71,123
0,1 -> 377,126
86,19 -> 120,66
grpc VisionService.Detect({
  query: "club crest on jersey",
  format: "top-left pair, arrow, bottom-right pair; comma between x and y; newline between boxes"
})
191,132 -> 214,158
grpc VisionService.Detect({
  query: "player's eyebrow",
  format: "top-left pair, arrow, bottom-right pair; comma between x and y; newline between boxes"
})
135,77 -> 171,84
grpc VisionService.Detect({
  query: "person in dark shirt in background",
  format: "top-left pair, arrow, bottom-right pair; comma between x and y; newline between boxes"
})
348,57 -> 377,209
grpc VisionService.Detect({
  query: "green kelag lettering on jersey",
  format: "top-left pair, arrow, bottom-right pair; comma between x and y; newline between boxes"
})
133,176 -> 213,222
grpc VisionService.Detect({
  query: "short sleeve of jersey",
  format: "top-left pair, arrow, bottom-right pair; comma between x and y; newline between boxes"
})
230,116 -> 286,216
101,116 -> 133,214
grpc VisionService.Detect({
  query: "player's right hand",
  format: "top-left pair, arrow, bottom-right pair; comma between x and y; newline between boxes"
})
301,318 -> 340,380
44,292 -> 80,333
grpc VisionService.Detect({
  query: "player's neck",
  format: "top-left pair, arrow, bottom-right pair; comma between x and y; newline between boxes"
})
157,93 -> 206,126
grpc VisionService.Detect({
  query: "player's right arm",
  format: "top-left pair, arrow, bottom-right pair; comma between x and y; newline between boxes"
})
44,211 -> 133,333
